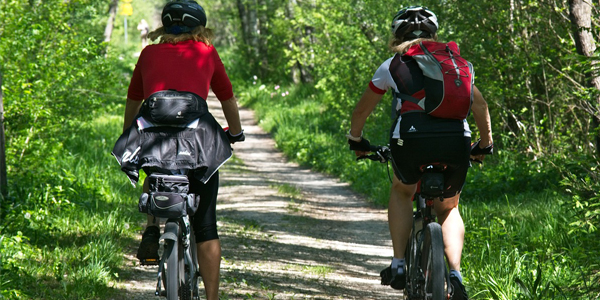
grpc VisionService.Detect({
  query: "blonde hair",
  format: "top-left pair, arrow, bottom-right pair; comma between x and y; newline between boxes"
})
148,26 -> 214,46
388,34 -> 438,54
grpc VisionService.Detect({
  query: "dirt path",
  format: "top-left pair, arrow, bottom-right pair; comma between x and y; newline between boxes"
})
115,94 -> 401,299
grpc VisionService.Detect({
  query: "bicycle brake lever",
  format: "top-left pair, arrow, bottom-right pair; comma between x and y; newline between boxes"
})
470,158 -> 483,164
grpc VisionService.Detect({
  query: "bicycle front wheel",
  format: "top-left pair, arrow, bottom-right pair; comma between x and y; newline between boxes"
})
421,223 -> 448,300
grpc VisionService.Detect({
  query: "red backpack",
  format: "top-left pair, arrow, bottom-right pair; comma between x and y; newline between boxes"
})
397,41 -> 474,120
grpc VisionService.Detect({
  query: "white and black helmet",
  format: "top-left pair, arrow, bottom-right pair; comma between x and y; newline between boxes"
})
391,6 -> 438,40
162,0 -> 207,34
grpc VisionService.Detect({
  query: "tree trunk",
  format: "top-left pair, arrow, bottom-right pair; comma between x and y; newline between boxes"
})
569,0 -> 600,156
0,71 -> 7,199
257,0 -> 269,77
237,0 -> 259,55
104,0 -> 119,43
285,0 -> 314,83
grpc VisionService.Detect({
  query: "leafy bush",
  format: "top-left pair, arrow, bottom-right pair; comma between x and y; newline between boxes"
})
0,0 -> 134,298
559,156 -> 600,234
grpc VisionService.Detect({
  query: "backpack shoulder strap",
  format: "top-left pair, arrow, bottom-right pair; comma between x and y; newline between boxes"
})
393,90 -> 424,107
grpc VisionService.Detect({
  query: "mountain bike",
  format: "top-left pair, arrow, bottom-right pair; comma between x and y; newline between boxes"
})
358,146 -> 450,300
138,173 -> 201,300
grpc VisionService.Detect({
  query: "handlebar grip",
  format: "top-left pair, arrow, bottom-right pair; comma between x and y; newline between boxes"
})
471,139 -> 493,156
356,145 -> 390,163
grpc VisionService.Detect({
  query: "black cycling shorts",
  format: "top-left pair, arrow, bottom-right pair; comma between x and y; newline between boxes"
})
188,170 -> 220,242
389,135 -> 471,198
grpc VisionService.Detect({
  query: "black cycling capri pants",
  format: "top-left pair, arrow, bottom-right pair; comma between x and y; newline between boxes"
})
188,170 -> 220,242
390,135 -> 471,198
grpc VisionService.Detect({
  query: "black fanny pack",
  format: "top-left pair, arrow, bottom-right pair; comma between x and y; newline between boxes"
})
138,173 -> 199,218
140,90 -> 208,124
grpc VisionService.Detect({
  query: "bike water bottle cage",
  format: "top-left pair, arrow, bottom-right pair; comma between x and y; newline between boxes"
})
420,164 -> 446,199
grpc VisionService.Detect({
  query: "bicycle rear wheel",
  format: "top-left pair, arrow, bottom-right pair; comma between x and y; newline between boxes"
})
421,223 -> 448,300
180,223 -> 199,300
164,238 -> 179,300
189,229 -> 200,299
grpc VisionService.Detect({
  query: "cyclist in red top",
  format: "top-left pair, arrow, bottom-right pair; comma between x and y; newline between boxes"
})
347,7 -> 493,300
121,2 -> 243,299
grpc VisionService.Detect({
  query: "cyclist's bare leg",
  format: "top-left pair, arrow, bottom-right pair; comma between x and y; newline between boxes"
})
197,239 -> 221,300
433,194 -> 464,272
388,175 -> 417,258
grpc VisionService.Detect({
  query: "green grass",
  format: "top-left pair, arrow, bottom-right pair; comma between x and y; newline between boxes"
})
0,102 -> 143,299
461,191 -> 584,299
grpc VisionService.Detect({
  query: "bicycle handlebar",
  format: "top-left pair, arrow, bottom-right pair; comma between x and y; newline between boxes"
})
357,144 -> 485,165
356,145 -> 392,163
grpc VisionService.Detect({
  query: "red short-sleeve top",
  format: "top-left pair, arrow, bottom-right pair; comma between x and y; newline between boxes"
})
127,40 -> 234,102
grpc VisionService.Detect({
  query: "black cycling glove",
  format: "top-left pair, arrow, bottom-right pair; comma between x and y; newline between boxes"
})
471,139 -> 494,156
225,129 -> 246,144
348,137 -> 371,152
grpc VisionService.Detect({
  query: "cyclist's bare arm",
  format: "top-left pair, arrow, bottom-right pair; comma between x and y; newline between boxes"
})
350,87 -> 385,156
220,96 -> 243,135
123,98 -> 143,132
471,86 -> 493,160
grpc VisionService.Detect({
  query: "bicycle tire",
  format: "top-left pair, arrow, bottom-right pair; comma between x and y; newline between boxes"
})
405,226 -> 419,298
165,238 -> 179,299
421,223 -> 447,300
181,225 -> 199,300
189,230 -> 200,300
179,240 -> 191,300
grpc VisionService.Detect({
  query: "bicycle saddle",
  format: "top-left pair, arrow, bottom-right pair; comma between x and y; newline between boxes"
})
419,163 -> 447,198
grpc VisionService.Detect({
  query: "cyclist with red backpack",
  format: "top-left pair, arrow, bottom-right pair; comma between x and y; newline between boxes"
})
346,6 -> 493,299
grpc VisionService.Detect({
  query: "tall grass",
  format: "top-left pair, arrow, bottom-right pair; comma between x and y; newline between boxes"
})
461,191 -> 585,299
0,103 -> 143,299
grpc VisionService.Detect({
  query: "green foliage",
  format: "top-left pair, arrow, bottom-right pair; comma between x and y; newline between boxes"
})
0,0 -> 127,175
0,110 -> 141,299
559,155 -> 600,234
425,0 -> 599,157
0,0 -> 138,298
461,189 -> 600,299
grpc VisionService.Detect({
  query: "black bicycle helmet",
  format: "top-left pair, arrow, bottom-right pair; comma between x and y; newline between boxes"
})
391,6 -> 438,40
162,0 -> 207,34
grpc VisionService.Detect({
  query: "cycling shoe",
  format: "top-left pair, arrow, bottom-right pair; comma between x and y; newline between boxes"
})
136,226 -> 160,265
380,264 -> 406,290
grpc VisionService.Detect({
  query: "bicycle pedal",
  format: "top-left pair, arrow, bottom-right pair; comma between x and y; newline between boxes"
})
139,258 -> 160,266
